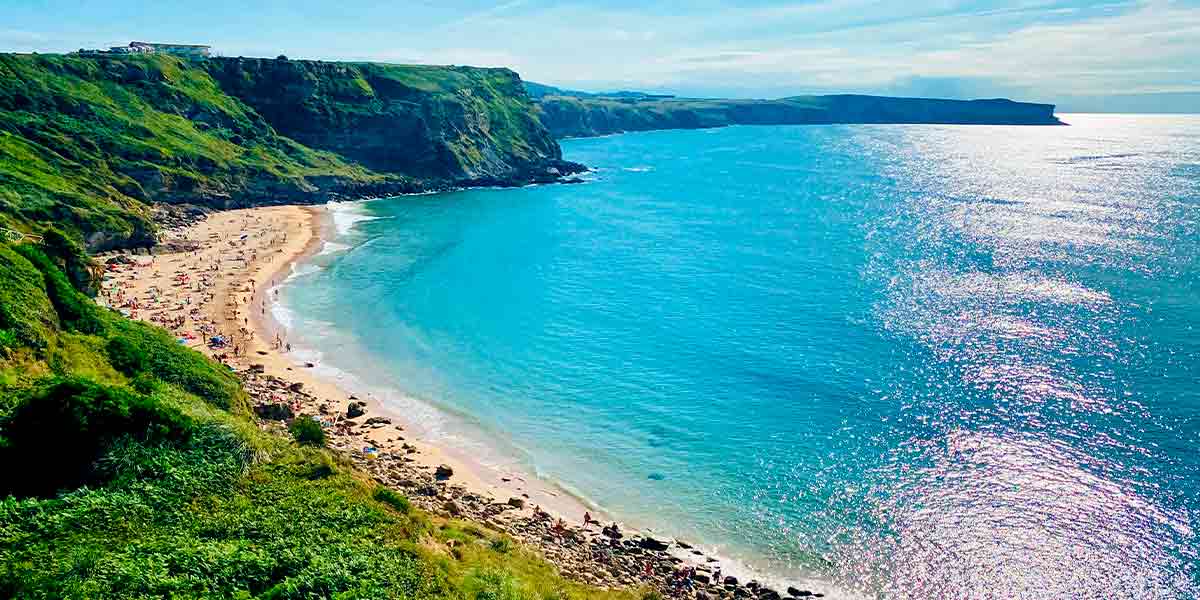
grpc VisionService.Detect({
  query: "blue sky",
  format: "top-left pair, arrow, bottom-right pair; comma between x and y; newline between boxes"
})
2,1 -> 1198,107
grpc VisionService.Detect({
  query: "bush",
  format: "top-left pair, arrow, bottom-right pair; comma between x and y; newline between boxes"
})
105,336 -> 147,373
0,376 -> 192,498
288,415 -> 325,447
12,245 -> 105,335
106,320 -> 243,410
373,487 -> 411,514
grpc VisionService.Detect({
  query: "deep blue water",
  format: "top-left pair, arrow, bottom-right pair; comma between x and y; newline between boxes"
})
279,115 -> 1200,598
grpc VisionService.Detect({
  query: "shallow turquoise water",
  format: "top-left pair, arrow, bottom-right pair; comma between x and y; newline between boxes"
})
280,115 -> 1200,598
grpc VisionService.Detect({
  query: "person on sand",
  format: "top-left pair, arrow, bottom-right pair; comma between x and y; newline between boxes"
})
583,511 -> 592,527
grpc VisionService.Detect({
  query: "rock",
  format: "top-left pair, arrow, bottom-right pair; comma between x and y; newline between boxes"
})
724,576 -> 739,586
507,497 -> 526,509
288,382 -> 304,392
435,464 -> 454,480
693,572 -> 711,584
346,402 -> 366,418
254,402 -> 294,421
364,416 -> 392,425
787,588 -> 812,598
249,364 -> 266,373
747,581 -> 759,590
305,362 -> 315,368
759,589 -> 781,600
638,537 -> 670,551
444,500 -> 461,516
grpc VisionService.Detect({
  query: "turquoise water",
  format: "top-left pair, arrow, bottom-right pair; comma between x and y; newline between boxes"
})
279,115 -> 1200,598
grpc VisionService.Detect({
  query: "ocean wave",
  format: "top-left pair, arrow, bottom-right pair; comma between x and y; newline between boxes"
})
327,201 -> 382,237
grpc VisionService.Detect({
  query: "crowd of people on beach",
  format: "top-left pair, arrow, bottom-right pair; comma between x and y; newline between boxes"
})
99,213 -> 295,367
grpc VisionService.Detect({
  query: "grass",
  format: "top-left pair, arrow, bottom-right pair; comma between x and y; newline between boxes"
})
0,53 -> 377,250
0,242 -> 644,599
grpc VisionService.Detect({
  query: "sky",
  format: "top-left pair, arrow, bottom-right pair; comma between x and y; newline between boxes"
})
2,0 -> 1199,111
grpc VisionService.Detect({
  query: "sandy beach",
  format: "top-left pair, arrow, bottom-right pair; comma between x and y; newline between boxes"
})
97,203 -> 831,600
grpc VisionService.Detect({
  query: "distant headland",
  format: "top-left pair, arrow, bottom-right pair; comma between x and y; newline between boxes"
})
527,82 -> 1064,138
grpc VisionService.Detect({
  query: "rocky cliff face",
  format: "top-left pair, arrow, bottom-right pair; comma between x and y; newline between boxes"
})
203,58 -> 580,186
535,93 -> 1063,138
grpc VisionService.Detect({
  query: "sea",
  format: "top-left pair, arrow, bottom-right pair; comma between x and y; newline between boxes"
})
274,114 -> 1200,599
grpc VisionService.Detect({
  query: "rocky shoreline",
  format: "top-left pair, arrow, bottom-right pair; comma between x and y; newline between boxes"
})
240,366 -> 829,600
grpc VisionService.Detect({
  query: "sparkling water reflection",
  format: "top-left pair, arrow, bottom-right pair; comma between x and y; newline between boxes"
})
281,115 -> 1200,598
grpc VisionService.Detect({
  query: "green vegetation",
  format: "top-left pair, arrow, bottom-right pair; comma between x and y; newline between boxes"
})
0,53 -> 569,254
0,53 -> 381,250
288,414 -> 326,447
0,240 -> 641,598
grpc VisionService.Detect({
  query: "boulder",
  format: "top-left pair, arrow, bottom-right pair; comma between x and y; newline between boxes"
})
507,497 -> 526,509
638,537 -> 670,551
443,500 -> 461,516
365,416 -> 392,425
288,382 -> 304,392
724,576 -> 739,586
254,402 -> 294,421
435,464 -> 454,480
346,402 -> 367,418
787,588 -> 811,597
249,364 -> 266,374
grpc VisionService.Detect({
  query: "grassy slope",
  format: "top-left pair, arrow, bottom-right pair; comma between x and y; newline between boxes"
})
0,241 -> 643,600
0,53 -> 379,250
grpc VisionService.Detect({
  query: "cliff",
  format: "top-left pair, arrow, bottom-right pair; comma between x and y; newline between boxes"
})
0,53 -> 577,251
534,92 -> 1063,138
203,58 -> 578,186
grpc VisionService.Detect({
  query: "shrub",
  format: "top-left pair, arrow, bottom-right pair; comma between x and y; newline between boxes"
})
0,376 -> 192,497
373,487 -> 411,514
289,415 -> 325,447
106,320 -> 243,410
12,245 -> 105,335
105,336 -> 147,373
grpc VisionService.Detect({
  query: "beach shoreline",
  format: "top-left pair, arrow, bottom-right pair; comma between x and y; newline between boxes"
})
97,202 -> 838,600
